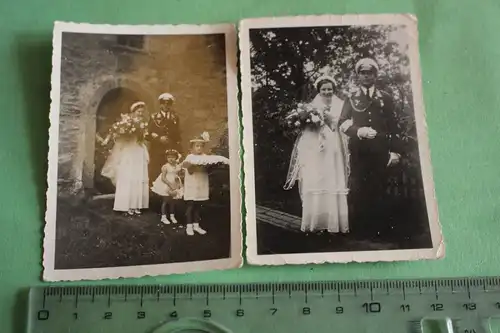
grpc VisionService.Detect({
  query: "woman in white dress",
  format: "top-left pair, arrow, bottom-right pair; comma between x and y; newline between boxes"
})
284,76 -> 350,233
100,101 -> 150,216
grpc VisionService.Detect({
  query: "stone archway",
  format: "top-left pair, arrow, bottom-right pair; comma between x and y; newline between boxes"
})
93,87 -> 145,196
74,75 -> 156,193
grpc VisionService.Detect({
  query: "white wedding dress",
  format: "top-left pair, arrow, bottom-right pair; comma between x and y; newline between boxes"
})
284,95 -> 350,233
101,136 -> 149,212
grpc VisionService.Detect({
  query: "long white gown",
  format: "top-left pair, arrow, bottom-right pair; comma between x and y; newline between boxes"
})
285,94 -> 350,233
101,136 -> 149,212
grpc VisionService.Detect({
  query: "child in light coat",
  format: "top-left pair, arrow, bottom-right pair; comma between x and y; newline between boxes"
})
181,131 -> 230,236
181,132 -> 211,236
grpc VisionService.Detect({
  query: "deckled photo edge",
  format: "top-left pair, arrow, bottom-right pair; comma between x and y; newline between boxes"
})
43,23 -> 63,280
405,19 -> 444,257
239,13 -> 443,266
45,257 -> 241,282
237,24 -> 259,264
53,21 -> 236,36
223,26 -> 244,268
239,13 -> 417,30
43,23 -> 242,281
244,248 -> 442,267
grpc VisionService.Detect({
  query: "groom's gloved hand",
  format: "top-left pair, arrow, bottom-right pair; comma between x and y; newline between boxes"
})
387,152 -> 401,166
356,127 -> 368,139
357,127 -> 377,139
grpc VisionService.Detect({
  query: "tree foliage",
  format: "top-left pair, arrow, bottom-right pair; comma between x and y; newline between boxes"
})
250,25 -> 424,207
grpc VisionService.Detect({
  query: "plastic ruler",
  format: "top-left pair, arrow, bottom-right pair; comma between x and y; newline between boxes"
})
27,277 -> 500,333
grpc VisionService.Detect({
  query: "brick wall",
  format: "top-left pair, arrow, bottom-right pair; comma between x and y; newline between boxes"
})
57,32 -> 229,195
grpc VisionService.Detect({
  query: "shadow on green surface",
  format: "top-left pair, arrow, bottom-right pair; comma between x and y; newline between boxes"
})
13,289 -> 28,333
16,36 -> 52,222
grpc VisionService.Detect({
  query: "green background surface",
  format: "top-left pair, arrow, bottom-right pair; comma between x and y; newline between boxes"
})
1,0 -> 499,331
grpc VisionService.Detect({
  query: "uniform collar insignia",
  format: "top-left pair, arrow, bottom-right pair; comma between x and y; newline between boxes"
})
350,85 -> 374,112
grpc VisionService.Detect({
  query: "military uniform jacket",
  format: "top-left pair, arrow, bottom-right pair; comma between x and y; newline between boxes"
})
338,86 -> 402,155
148,110 -> 181,151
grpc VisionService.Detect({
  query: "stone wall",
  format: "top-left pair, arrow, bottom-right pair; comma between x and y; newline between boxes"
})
57,32 -> 230,195
135,34 -> 229,153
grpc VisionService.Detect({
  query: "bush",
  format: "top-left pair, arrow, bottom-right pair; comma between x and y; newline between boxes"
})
250,25 -> 425,207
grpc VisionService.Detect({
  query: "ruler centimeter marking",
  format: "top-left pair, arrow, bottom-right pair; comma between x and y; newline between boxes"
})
28,277 -> 500,333
30,278 -> 500,309
34,277 -> 500,300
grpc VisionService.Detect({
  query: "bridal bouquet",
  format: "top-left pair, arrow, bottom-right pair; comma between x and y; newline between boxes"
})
285,103 -> 324,130
109,114 -> 149,140
285,103 -> 328,151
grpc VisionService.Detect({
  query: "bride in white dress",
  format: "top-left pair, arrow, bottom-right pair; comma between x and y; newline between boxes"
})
100,101 -> 150,216
284,76 -> 350,233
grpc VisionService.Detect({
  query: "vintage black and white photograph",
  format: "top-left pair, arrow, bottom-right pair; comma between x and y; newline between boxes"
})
240,14 -> 443,264
44,22 -> 241,280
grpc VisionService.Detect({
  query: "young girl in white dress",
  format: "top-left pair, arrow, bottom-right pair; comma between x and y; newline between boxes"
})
151,149 -> 183,224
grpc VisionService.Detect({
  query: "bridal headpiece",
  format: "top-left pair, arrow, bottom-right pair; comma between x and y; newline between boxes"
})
130,101 -> 146,112
314,75 -> 336,90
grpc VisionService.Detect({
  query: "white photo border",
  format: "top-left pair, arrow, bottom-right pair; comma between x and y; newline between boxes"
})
43,21 -> 242,281
239,14 -> 444,265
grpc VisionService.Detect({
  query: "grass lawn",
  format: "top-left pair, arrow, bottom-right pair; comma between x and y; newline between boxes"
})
257,222 -> 399,255
54,196 -> 231,269
256,196 -> 433,255
257,221 -> 433,255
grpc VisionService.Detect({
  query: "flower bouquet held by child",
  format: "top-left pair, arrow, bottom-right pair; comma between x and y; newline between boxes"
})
151,149 -> 184,225
181,131 -> 229,236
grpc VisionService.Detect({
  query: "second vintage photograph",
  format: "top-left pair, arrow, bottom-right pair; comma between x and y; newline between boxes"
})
240,14 -> 443,264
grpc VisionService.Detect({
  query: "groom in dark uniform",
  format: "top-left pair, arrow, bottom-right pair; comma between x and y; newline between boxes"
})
338,58 -> 402,240
148,93 -> 182,209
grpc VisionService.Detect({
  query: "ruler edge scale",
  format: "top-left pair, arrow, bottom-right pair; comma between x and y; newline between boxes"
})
27,277 -> 500,333
30,276 -> 500,296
